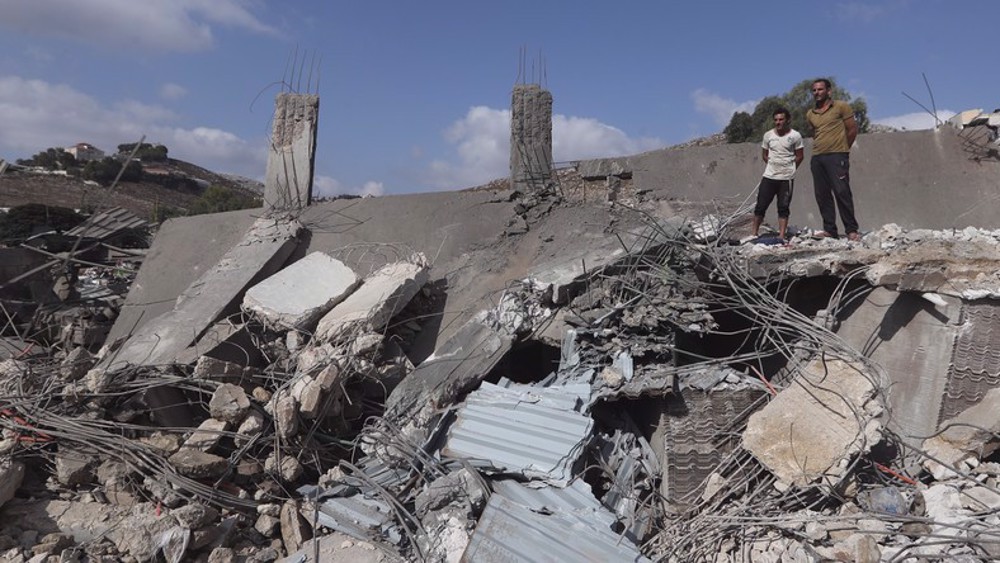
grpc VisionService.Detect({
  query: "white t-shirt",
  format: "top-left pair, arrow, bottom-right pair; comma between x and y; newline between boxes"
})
761,128 -> 804,180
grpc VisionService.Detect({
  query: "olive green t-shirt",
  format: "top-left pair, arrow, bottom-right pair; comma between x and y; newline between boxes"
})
807,100 -> 853,154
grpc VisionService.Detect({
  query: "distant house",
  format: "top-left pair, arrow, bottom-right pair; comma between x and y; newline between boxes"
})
65,142 -> 105,162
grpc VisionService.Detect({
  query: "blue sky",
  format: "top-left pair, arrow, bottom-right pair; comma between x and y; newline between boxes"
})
0,0 -> 993,196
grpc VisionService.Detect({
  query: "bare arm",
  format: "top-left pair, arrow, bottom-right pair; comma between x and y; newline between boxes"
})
844,115 -> 858,148
762,148 -> 769,163
794,148 -> 804,168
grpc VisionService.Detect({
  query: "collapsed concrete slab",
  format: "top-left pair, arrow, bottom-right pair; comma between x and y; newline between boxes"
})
102,217 -> 302,371
243,251 -> 359,332
315,258 -> 428,343
742,355 -> 883,489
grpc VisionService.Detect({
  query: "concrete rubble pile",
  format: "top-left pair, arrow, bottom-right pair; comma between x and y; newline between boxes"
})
3,202 -> 1000,562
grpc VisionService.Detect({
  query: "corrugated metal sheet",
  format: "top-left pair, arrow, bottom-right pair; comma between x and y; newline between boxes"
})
65,207 -> 147,240
940,301 -> 1000,422
442,382 -> 593,484
463,481 -> 649,563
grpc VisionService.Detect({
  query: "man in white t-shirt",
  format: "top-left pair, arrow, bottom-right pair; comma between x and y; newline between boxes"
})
753,107 -> 804,240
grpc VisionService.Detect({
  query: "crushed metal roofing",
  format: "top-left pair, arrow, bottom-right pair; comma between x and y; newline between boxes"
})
463,480 -> 649,563
65,207 -> 147,240
442,381 -> 593,484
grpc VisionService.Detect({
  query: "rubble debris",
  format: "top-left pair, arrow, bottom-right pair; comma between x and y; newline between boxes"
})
923,387 -> 1000,480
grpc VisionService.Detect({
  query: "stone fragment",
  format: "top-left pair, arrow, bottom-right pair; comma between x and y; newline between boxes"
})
0,460 -> 25,509
251,386 -> 271,403
272,394 -> 298,439
140,432 -> 183,455
298,378 -> 326,419
236,411 -> 265,443
209,383 -> 251,423
193,356 -> 246,380
315,258 -> 429,342
59,347 -> 94,381
265,453 -> 303,482
168,450 -> 228,479
254,514 -> 280,537
414,468 -> 488,517
242,252 -> 359,331
31,533 -> 73,556
172,503 -> 220,529
280,500 -> 312,555
208,547 -> 237,563
315,362 -> 342,391
55,448 -> 96,486
189,516 -> 237,552
181,418 -> 229,452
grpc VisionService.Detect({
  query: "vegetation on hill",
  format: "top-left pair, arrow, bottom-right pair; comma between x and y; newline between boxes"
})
117,143 -> 168,162
725,78 -> 870,143
0,203 -> 84,244
81,158 -> 143,185
16,147 -> 77,170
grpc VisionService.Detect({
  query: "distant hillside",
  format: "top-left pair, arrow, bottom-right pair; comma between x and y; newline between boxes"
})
0,157 -> 263,220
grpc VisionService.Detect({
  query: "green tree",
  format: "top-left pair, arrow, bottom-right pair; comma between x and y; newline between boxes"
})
82,157 -> 142,185
725,78 -> 870,143
723,112 -> 754,143
188,185 -> 261,216
16,147 -> 77,170
0,204 -> 85,243
117,143 -> 168,162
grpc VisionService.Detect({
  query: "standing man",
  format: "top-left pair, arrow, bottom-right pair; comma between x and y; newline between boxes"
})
807,78 -> 861,241
754,106 -> 804,240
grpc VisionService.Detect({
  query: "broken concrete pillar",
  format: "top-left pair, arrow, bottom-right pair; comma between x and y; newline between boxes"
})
315,258 -> 429,343
242,252 -> 358,331
264,93 -> 319,211
509,84 -> 553,192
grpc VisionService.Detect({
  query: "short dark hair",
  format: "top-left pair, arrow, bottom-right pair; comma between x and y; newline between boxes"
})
813,78 -> 832,89
773,107 -> 791,120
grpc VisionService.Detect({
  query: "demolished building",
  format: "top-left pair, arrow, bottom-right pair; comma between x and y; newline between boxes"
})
3,85 -> 1000,563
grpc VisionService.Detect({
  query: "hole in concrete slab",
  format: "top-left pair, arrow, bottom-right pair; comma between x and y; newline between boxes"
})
484,340 -> 561,384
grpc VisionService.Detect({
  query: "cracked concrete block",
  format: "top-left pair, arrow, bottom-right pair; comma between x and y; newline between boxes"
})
182,418 -> 229,452
254,514 -> 280,538
168,449 -> 229,479
265,453 -> 303,482
0,460 -> 24,509
315,259 -> 429,342
742,356 -> 881,488
280,500 -> 312,555
273,393 -> 299,439
55,448 -> 96,487
209,383 -> 251,423
59,347 -> 94,381
172,503 -> 220,530
193,356 -> 246,381
298,378 -> 326,419
236,411 -> 265,444
242,252 -> 359,331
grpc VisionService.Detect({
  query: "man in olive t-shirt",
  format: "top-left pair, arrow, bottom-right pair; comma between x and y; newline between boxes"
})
806,78 -> 861,241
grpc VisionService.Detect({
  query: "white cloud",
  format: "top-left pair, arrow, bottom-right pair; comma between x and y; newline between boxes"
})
0,0 -> 277,52
313,175 -> 386,198
873,110 -> 956,131
691,88 -> 759,127
834,2 -> 888,23
0,75 -> 264,176
160,83 -> 188,101
424,106 -> 664,190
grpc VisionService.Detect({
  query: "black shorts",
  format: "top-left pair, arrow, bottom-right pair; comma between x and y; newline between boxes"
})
755,177 -> 793,218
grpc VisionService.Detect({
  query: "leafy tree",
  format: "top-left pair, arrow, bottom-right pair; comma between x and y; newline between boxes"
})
0,204 -> 85,243
82,157 -> 142,185
118,143 -> 168,162
725,78 -> 870,143
188,185 -> 261,216
723,112 -> 754,143
16,147 -> 76,170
